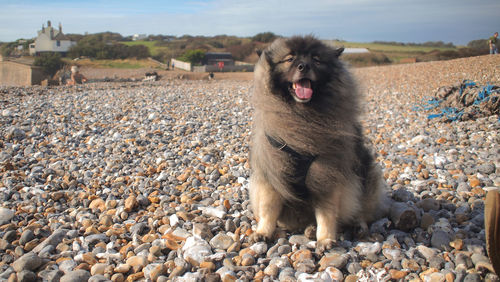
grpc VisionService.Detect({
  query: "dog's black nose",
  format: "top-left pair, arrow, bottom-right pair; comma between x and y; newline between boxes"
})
297,63 -> 309,72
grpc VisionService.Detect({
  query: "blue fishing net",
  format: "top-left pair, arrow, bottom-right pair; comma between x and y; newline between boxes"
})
413,80 -> 499,122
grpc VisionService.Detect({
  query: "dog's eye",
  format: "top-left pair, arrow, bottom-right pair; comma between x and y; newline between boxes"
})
313,56 -> 321,65
284,55 -> 294,63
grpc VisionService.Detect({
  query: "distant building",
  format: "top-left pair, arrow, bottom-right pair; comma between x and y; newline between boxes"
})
132,34 -> 147,41
343,48 -> 370,54
322,40 -> 370,54
29,20 -> 75,56
202,52 -> 235,67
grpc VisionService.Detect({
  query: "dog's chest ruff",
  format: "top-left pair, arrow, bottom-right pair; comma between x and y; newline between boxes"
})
266,133 -> 317,199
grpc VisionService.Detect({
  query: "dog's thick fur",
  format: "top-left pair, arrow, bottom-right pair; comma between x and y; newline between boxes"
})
249,36 -> 387,252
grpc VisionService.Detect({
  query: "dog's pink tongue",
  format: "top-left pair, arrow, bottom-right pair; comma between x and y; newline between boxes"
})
295,80 -> 313,100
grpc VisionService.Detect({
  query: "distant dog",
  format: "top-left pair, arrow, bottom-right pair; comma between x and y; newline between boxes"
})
249,36 -> 387,252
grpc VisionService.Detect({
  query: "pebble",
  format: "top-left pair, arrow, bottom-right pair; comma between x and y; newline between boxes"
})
0,55 -> 498,281
32,229 -> 68,253
209,233 -> 234,250
60,269 -> 91,282
182,236 -> 213,265
0,208 -> 15,225
38,269 -> 64,281
17,270 -> 37,282
12,252 -> 43,272
431,230 -> 452,251
416,245 -> 437,261
319,253 -> 348,270
125,255 -> 147,272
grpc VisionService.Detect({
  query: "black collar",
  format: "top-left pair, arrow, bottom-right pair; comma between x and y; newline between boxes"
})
265,133 -> 316,163
265,133 -> 317,199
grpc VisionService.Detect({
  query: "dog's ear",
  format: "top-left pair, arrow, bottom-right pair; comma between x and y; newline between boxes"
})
334,47 -> 344,58
256,49 -> 274,66
264,50 -> 275,65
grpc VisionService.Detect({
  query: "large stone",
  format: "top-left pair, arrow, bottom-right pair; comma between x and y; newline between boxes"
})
32,229 -> 68,253
60,270 -> 91,282
319,253 -> 348,271
430,230 -> 452,251
182,236 -> 213,265
38,269 -> 64,282
390,202 -> 419,231
12,252 -> 43,272
209,233 -> 234,250
126,255 -> 148,272
6,126 -> 26,141
17,270 -> 37,282
0,208 -> 14,225
416,245 -> 437,261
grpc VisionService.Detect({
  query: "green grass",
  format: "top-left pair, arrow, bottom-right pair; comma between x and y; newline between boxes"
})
122,41 -> 167,56
340,42 -> 456,53
324,40 -> 459,64
98,61 -> 144,69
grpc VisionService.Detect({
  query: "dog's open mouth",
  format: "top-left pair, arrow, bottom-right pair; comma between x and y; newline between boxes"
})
291,79 -> 313,102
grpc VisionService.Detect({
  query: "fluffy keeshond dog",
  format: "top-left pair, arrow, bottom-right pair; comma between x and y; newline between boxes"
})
249,35 -> 387,252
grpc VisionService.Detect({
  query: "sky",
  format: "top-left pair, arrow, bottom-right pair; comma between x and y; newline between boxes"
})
1,0 -> 499,45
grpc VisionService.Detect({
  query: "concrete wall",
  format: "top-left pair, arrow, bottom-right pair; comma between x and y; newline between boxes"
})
193,64 -> 254,73
171,59 -> 192,71
171,58 -> 253,73
0,61 -> 45,86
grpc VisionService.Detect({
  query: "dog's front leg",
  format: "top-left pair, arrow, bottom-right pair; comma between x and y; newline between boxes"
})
315,192 -> 340,253
250,179 -> 282,242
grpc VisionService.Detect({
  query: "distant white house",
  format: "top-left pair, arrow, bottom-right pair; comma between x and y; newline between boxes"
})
322,40 -> 370,54
132,34 -> 147,41
343,48 -> 370,54
29,21 -> 75,56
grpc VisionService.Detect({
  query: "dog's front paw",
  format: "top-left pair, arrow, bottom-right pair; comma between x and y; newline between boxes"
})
316,238 -> 336,254
249,232 -> 271,244
304,225 -> 317,240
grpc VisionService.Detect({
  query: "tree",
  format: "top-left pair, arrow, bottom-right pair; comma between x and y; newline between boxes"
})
0,39 -> 33,57
252,32 -> 278,43
128,45 -> 150,59
68,39 -> 150,60
34,52 -> 64,76
467,39 -> 488,50
178,49 -> 205,65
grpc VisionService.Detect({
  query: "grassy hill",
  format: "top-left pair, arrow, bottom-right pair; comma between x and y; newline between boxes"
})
122,38 -> 483,68
52,32 -> 487,69
123,40 -> 164,57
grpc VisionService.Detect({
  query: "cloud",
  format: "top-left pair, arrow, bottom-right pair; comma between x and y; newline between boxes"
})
1,0 -> 499,44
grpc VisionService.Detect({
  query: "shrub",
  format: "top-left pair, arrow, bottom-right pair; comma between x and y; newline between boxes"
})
341,52 -> 391,67
178,49 -> 205,65
417,47 -> 488,62
467,39 -> 489,50
34,52 -> 64,76
252,32 -> 278,43
128,44 -> 150,59
68,41 -> 150,60
226,42 -> 256,61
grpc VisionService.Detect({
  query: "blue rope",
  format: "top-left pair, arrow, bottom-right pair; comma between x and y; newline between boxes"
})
412,97 -> 440,111
459,80 -> 476,96
428,107 -> 463,121
474,84 -> 495,105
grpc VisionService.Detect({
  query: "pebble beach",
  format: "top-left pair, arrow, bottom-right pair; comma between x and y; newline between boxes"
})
0,55 -> 499,281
